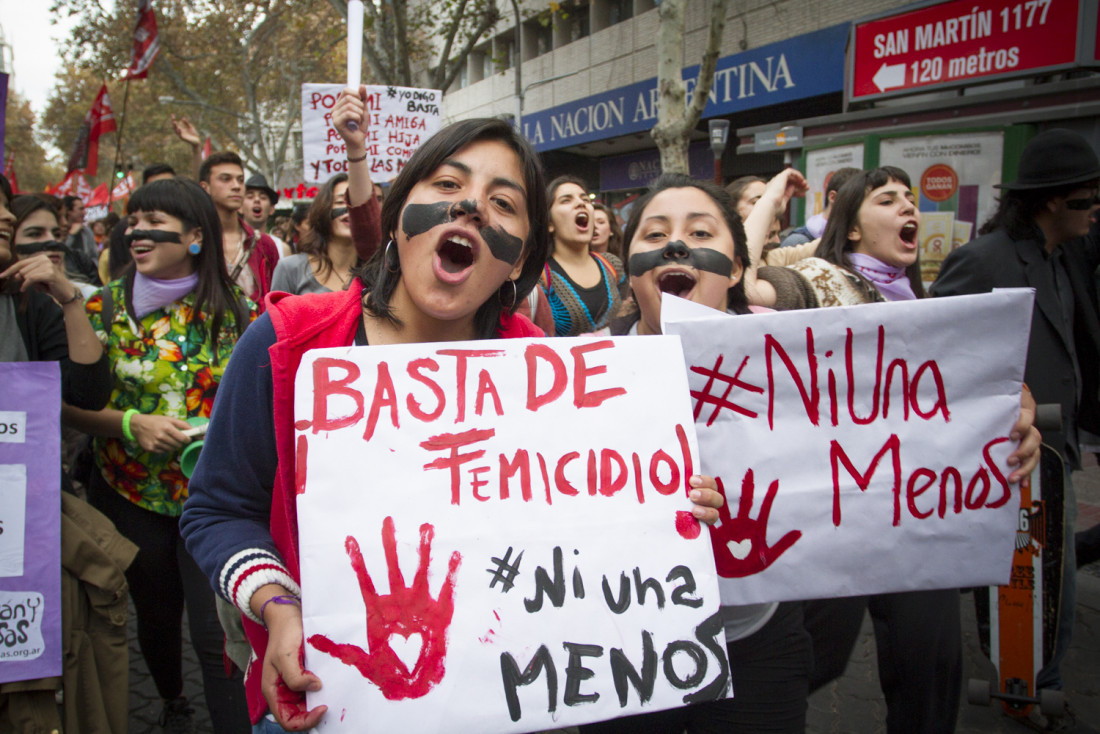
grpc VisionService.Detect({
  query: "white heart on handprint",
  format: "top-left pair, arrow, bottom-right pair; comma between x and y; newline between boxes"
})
388,632 -> 423,673
727,539 -> 751,560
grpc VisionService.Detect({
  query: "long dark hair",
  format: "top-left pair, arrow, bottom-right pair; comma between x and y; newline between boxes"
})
978,183 -> 1081,240
591,202 -> 623,258
358,118 -> 550,339
300,173 -> 357,279
815,166 -> 927,299
125,177 -> 248,354
622,173 -> 751,315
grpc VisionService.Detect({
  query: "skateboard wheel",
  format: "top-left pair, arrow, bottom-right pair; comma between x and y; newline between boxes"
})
967,678 -> 992,705
1039,688 -> 1065,716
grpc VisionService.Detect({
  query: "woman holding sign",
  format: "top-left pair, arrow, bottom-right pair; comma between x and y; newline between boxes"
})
180,95 -> 728,731
65,177 -> 256,734
0,184 -> 107,398
747,166 -> 1041,734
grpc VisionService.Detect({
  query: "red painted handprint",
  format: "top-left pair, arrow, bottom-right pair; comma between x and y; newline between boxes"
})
307,516 -> 462,700
709,470 -> 801,578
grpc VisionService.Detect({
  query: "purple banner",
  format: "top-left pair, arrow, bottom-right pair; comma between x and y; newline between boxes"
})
0,362 -> 61,684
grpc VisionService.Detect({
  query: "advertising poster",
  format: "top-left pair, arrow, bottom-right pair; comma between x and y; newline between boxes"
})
0,362 -> 61,684
302,83 -> 441,184
296,337 -> 730,732
879,131 -> 1004,283
803,143 -> 865,224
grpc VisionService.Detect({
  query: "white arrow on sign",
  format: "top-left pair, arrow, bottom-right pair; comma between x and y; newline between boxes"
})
872,62 -> 906,92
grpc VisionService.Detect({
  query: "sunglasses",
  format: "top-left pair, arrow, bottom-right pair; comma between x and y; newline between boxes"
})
1065,194 -> 1100,211
15,241 -> 68,255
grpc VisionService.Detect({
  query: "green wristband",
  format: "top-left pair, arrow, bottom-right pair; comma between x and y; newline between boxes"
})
122,409 -> 140,442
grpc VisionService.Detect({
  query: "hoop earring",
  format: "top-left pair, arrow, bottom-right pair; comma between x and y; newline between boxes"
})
499,278 -> 518,309
188,242 -> 202,255
384,239 -> 400,273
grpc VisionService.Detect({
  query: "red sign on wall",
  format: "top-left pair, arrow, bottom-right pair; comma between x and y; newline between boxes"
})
851,0 -> 1081,101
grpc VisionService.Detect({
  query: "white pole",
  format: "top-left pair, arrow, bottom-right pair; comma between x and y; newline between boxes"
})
346,0 -> 364,131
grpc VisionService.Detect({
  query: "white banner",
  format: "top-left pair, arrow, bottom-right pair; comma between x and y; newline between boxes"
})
662,290 -> 1034,605
296,337 -> 730,732
301,83 -> 442,184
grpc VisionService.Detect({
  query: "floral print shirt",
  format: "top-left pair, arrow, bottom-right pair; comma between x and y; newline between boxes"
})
86,280 -> 255,516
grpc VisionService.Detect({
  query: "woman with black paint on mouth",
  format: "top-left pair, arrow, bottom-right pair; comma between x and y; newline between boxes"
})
271,173 -> 362,295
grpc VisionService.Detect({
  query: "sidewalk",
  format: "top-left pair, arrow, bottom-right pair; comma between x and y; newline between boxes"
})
127,460 -> 1100,733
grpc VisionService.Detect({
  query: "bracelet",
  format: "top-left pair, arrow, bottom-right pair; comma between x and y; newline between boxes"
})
121,409 -> 140,442
346,151 -> 368,163
58,287 -> 83,306
260,594 -> 301,628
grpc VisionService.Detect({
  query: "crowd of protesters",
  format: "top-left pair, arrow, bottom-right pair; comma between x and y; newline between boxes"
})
0,83 -> 1096,734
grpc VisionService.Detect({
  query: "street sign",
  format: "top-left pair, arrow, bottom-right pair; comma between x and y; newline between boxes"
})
850,0 -> 1083,102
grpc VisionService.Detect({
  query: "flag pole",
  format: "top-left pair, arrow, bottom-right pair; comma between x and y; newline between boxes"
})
108,76 -> 132,209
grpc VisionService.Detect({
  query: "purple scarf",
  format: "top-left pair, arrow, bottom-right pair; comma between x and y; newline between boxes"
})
847,252 -> 916,302
133,272 -> 200,318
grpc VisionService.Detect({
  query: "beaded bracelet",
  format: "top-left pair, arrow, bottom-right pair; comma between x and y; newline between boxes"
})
121,409 -> 140,442
260,594 -> 302,629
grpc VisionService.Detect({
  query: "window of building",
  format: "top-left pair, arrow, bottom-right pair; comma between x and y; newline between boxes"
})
609,0 -> 632,25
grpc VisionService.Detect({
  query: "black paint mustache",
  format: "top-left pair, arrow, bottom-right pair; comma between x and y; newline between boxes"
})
125,229 -> 183,247
628,239 -> 734,277
330,207 -> 348,220
15,241 -> 67,255
401,200 -> 525,266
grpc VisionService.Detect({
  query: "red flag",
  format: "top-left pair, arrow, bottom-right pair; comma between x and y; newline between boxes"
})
87,183 -> 110,208
54,171 -> 92,199
125,0 -> 161,79
201,137 -> 212,161
111,172 -> 137,201
2,152 -> 17,194
66,85 -> 118,175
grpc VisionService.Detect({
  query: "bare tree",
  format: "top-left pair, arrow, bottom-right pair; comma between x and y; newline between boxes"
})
652,0 -> 729,174
326,0 -> 502,91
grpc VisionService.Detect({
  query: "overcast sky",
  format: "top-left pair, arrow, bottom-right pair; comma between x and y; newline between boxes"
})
1,2 -> 115,115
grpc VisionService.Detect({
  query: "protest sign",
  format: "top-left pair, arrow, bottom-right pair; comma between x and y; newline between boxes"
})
301,83 -> 442,184
295,337 -> 730,732
662,290 -> 1033,606
0,362 -> 61,683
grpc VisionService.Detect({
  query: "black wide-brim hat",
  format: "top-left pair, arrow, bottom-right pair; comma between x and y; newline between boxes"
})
244,173 -> 280,204
996,128 -> 1100,190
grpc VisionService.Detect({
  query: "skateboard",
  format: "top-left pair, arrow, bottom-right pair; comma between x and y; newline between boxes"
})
968,407 -> 1066,719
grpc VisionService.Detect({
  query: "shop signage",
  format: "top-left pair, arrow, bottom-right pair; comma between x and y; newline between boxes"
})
521,24 -> 848,153
754,126 -> 803,152
599,143 -> 712,192
851,0 -> 1083,102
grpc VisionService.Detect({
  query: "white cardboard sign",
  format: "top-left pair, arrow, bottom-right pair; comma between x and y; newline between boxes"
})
295,337 -> 730,732
301,83 -> 442,184
662,290 -> 1034,605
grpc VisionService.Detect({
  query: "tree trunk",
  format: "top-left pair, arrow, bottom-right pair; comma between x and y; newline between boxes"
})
652,0 -> 729,176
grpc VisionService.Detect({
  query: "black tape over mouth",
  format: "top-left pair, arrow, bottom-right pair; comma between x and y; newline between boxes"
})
126,229 -> 183,247
15,241 -> 68,255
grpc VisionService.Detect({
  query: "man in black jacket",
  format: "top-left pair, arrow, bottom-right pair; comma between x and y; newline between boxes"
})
932,128 -> 1100,727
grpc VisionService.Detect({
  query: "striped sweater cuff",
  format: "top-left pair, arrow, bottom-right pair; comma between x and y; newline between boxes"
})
219,548 -> 301,624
